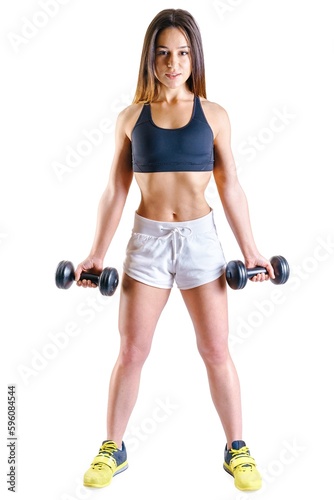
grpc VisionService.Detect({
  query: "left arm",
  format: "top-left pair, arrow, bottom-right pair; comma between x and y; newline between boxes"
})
212,106 -> 274,281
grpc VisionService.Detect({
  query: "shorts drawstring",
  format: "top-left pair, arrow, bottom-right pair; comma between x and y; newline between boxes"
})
159,226 -> 193,261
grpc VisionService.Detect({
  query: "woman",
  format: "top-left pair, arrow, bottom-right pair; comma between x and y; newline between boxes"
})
76,8 -> 274,492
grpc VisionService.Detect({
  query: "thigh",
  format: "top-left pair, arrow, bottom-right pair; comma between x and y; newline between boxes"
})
118,273 -> 171,351
180,276 -> 229,355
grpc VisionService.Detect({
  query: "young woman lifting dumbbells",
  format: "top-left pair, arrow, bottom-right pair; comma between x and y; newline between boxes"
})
72,9 -> 277,492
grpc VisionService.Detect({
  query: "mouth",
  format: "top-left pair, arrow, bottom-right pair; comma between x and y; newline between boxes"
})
166,73 -> 181,80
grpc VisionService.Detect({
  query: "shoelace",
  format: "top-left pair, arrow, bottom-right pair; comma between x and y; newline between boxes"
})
92,442 -> 118,470
230,446 -> 253,470
159,226 -> 193,261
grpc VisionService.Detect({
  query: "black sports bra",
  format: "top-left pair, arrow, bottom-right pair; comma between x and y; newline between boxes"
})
131,96 -> 214,173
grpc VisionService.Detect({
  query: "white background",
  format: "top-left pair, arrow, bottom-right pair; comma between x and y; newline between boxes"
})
1,1 -> 333,499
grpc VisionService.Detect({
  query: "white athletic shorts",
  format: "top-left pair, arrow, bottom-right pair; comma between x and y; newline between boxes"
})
123,210 -> 226,290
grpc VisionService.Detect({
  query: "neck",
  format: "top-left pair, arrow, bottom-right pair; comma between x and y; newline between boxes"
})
156,85 -> 193,104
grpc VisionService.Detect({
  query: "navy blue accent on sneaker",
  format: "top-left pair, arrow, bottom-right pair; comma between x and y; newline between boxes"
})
231,440 -> 247,450
102,441 -> 127,466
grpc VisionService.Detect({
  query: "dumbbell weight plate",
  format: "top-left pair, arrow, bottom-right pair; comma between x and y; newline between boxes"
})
99,267 -> 119,296
55,260 -> 75,289
225,260 -> 248,290
270,255 -> 290,285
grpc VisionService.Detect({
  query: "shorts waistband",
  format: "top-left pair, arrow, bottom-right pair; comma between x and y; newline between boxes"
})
132,210 -> 216,237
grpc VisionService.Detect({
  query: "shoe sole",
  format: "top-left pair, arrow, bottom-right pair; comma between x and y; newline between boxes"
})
223,462 -> 261,491
84,462 -> 128,488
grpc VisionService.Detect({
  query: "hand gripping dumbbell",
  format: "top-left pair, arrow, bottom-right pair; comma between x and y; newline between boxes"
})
55,260 -> 119,296
225,255 -> 290,290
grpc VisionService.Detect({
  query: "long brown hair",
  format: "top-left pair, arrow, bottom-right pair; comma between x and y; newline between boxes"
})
133,9 -> 207,103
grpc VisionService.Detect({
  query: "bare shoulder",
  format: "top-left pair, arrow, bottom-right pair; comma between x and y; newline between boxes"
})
118,103 -> 145,139
200,98 -> 230,122
119,102 -> 144,120
199,98 -> 231,137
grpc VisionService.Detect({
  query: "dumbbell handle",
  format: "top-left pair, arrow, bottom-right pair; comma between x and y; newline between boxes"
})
79,272 -> 100,285
246,266 -> 268,279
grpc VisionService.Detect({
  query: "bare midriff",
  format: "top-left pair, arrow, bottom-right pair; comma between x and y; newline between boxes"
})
135,170 -> 212,222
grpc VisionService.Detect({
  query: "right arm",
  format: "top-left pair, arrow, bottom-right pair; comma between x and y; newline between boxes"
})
75,108 -> 133,285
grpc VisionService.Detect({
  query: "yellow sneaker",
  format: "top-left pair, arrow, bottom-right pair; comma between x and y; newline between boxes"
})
83,440 -> 128,488
223,440 -> 262,491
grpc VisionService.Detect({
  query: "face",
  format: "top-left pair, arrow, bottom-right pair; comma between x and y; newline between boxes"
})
154,27 -> 192,90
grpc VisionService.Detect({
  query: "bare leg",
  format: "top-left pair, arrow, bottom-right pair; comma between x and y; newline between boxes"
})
180,276 -> 242,449
106,274 -> 171,448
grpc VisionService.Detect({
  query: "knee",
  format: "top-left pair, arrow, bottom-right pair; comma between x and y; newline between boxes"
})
118,340 -> 151,368
197,340 -> 230,366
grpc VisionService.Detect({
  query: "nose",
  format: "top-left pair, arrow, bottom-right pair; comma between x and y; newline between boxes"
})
167,53 -> 178,69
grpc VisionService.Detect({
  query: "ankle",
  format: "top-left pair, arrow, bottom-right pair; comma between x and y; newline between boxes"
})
106,439 -> 122,450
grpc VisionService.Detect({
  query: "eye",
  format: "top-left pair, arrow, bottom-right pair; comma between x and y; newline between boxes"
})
156,50 -> 168,56
180,51 -> 189,56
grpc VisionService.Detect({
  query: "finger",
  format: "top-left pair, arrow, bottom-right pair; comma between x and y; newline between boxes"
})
250,274 -> 261,282
266,263 -> 275,280
82,279 -> 98,289
76,278 -> 97,289
75,267 -> 83,282
251,273 -> 266,282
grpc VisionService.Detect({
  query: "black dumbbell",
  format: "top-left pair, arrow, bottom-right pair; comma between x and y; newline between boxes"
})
225,255 -> 290,290
55,260 -> 119,296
